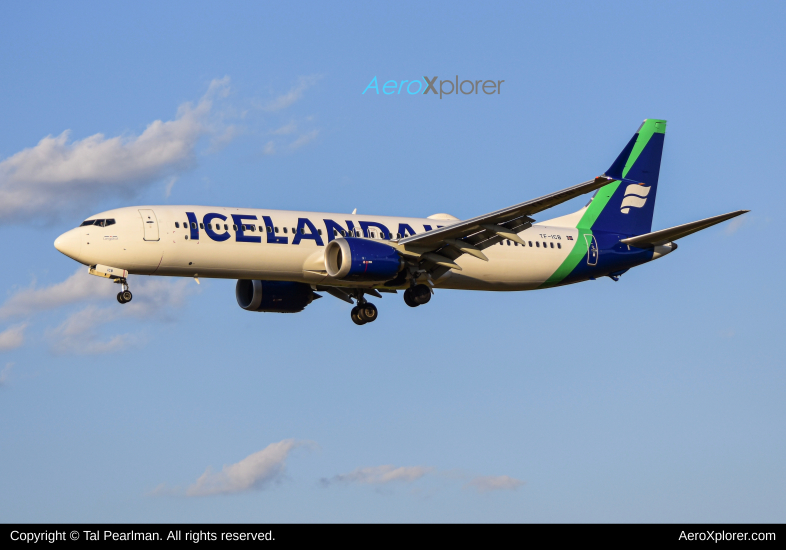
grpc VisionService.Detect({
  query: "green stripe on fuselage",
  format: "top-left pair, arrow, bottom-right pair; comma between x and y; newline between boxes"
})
539,180 -> 620,288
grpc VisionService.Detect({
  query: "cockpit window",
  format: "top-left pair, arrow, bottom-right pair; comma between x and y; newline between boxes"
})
80,218 -> 115,227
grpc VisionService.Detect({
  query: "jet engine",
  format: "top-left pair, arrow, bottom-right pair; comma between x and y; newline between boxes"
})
324,238 -> 403,282
236,280 -> 319,313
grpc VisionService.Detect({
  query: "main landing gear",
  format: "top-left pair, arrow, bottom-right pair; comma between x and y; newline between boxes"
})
116,278 -> 133,304
346,282 -> 432,325
403,284 -> 431,308
351,302 -> 378,325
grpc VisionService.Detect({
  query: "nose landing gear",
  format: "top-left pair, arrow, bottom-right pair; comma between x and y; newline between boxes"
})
116,279 -> 133,304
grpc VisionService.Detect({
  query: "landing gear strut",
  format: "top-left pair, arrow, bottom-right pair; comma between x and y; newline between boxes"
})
116,278 -> 133,304
404,284 -> 431,307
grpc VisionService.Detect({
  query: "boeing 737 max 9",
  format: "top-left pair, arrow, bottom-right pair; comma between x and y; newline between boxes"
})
54,119 -> 746,325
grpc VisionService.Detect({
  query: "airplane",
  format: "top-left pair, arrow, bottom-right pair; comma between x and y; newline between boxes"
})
54,119 -> 747,325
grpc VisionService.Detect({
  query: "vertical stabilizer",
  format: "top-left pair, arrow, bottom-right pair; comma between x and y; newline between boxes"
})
584,119 -> 667,236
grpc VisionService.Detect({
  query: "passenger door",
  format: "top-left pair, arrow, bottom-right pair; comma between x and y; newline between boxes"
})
139,209 -> 160,241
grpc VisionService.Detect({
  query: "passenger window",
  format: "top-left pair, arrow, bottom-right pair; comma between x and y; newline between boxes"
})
267,226 -> 273,233
318,229 -> 322,236
507,240 -> 511,246
557,243 -> 561,249
224,224 -> 228,231
341,230 -> 346,237
275,227 -> 279,233
370,232 -> 375,238
292,228 -> 296,234
242,225 -> 247,231
300,228 -> 304,234
233,224 -> 238,231
550,242 -> 554,248
283,227 -> 288,234
249,225 -> 256,232
199,223 -> 204,229
191,222 -> 197,229
536,242 -> 540,247
528,241 -> 532,247
206,223 -> 212,229
175,222 -> 180,228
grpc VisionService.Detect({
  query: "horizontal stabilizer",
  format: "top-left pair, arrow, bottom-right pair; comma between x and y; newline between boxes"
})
620,210 -> 748,248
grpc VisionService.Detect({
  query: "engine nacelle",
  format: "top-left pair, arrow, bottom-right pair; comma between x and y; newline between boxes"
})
325,238 -> 402,282
236,280 -> 317,313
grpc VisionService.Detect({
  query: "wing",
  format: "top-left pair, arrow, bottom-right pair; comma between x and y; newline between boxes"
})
315,285 -> 392,304
620,210 -> 748,248
391,175 -> 614,277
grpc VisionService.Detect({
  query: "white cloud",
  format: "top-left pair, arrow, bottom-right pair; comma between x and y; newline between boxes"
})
0,77 -> 231,224
0,363 -> 12,385
464,475 -> 525,493
323,465 -> 434,486
164,176 -> 178,198
725,215 -> 747,235
262,141 -> 276,156
1,267 -> 193,319
207,125 -> 241,154
48,304 -> 134,355
1,267 -> 196,354
271,122 -> 297,135
0,324 -> 27,351
186,439 -> 310,497
262,75 -> 320,112
289,130 -> 319,151
0,269 -> 112,319
262,129 -> 319,156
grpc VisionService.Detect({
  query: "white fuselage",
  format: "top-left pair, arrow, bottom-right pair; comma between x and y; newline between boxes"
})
55,205 -> 580,291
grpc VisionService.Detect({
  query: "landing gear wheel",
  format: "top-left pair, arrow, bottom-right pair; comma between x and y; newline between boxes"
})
121,290 -> 133,303
351,306 -> 367,325
413,284 -> 431,305
357,302 -> 378,323
404,288 -> 419,307
117,292 -> 126,304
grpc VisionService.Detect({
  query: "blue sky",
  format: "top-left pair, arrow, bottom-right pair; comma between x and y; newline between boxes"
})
0,1 -> 783,522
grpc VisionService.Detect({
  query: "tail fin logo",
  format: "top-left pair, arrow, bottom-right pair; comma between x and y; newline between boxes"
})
620,184 -> 651,214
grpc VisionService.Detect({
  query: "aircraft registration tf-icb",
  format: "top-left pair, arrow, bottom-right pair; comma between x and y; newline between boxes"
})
55,120 -> 746,325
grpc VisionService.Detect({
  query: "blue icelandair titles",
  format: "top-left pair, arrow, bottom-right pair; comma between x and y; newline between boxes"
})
54,119 -> 748,325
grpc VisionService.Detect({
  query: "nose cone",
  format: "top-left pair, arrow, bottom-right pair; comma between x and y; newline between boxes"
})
54,228 -> 83,262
